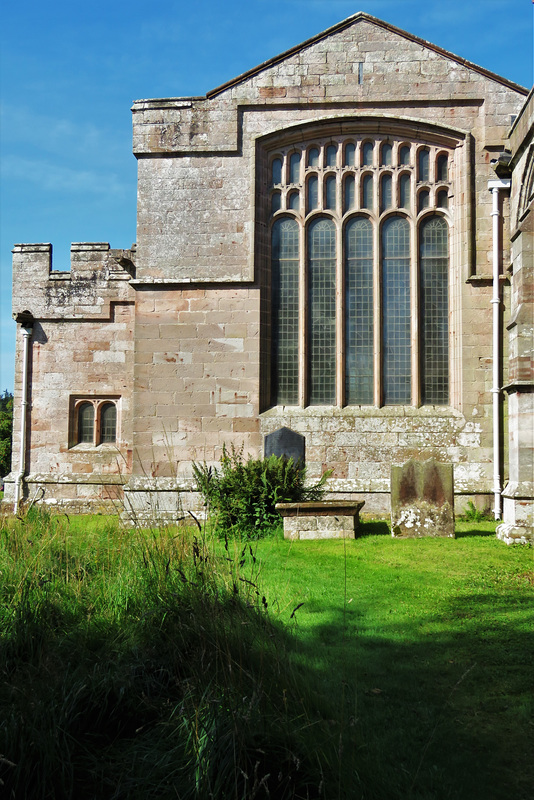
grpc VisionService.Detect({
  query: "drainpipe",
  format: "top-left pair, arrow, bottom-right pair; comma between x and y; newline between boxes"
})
488,179 -> 510,521
13,312 -> 34,514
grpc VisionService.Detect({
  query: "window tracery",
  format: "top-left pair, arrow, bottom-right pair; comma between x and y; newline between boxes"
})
268,135 -> 452,407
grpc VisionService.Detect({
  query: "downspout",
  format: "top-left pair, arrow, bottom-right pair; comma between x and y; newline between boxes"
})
13,313 -> 34,514
488,179 -> 510,521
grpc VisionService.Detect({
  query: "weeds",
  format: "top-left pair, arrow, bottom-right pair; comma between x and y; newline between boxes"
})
0,508 -> 350,799
193,444 -> 330,539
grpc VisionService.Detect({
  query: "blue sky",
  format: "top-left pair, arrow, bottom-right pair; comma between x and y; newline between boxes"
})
1,0 -> 532,392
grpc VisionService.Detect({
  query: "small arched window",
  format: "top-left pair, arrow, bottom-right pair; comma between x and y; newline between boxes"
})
100,403 -> 117,443
78,403 -> 94,444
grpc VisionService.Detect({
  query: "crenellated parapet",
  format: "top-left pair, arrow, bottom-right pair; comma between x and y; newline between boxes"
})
12,242 -> 136,321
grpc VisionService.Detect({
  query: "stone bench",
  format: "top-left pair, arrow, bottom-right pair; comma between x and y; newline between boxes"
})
276,500 -> 365,540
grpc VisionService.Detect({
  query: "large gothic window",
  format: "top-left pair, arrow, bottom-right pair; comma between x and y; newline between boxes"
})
269,136 -> 451,407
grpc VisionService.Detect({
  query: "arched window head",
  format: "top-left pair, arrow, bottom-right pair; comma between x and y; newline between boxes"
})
437,189 -> 448,209
344,143 -> 356,167
362,141 -> 374,166
381,143 -> 393,166
307,175 -> 319,212
436,154 -> 448,182
288,191 -> 300,211
308,147 -> 319,167
325,145 -> 337,167
418,149 -> 430,182
289,152 -> 301,184
271,158 -> 282,185
100,403 -> 117,443
78,403 -> 94,444
399,145 -> 411,166
271,192 -> 281,214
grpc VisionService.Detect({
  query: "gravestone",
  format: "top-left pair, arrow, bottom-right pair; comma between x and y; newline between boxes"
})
264,427 -> 305,464
391,459 -> 455,538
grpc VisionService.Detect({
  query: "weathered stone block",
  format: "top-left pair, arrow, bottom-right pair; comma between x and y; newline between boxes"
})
391,460 -> 455,538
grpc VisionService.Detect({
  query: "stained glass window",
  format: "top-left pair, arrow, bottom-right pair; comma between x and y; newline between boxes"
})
78,403 -> 94,444
271,218 -> 299,404
100,403 -> 117,443
268,135 -> 451,408
382,217 -> 411,404
345,218 -> 374,404
308,218 -> 336,404
290,152 -> 301,184
344,143 -> 356,167
420,216 -> 449,404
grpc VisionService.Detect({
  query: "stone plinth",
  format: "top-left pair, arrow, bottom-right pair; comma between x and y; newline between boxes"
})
391,459 -> 455,538
276,500 -> 365,540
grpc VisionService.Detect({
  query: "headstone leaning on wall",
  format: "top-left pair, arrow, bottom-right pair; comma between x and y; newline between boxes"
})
391,459 -> 455,538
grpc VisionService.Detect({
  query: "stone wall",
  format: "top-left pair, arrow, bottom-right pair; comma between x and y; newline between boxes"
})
4,243 -> 135,510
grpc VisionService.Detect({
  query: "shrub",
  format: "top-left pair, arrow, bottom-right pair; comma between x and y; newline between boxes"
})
193,444 -> 331,539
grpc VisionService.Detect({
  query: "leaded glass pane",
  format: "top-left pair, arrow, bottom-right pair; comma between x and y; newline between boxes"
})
100,403 -> 117,443
344,175 -> 355,212
271,158 -> 282,185
420,216 -> 449,404
78,403 -> 94,444
362,142 -> 373,166
326,145 -> 337,167
307,175 -> 318,212
344,143 -> 356,167
308,147 -> 319,167
325,175 -> 336,210
271,192 -> 281,214
345,217 -> 373,404
400,174 -> 411,210
290,152 -> 301,184
308,218 -> 336,404
418,149 -> 429,182
418,189 -> 430,213
271,219 -> 299,404
437,189 -> 448,209
288,191 -> 300,211
381,143 -> 392,166
380,174 -> 392,212
362,174 -> 373,210
382,217 -> 411,404
399,145 -> 410,165
437,154 -> 448,182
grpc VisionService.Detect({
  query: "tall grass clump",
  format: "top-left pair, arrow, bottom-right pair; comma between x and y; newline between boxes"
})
0,507 -> 357,799
193,444 -> 330,539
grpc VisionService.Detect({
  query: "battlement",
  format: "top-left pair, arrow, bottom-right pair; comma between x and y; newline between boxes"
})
12,242 -> 136,321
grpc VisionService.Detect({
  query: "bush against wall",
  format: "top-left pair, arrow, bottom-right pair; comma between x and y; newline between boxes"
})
0,391 -> 13,480
193,444 -> 330,538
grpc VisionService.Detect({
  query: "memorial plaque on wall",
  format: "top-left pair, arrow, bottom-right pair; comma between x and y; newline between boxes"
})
264,427 -> 305,464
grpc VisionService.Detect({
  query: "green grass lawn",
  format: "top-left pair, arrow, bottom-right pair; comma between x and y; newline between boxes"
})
1,511 -> 532,799
248,520 -> 533,799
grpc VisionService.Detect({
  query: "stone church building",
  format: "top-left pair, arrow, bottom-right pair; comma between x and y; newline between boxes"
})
4,13 -> 533,542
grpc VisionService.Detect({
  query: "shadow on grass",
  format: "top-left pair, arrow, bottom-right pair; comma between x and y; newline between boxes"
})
290,590 -> 534,800
358,519 -> 390,537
